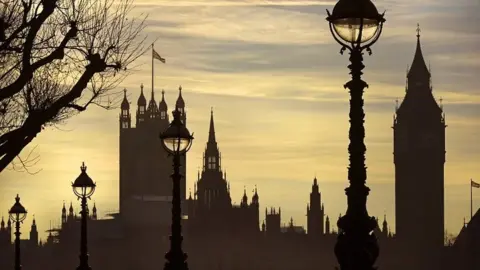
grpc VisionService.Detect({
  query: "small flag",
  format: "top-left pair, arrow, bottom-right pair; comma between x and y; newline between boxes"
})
152,48 -> 166,63
472,180 -> 480,188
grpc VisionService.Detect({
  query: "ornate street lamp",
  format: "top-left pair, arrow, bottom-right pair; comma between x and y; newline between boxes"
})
160,107 -> 194,270
9,194 -> 27,270
72,162 -> 96,270
326,0 -> 386,269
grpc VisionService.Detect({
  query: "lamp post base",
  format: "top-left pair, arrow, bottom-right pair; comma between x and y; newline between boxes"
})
77,254 -> 92,270
334,214 -> 379,270
76,265 -> 92,270
164,250 -> 188,270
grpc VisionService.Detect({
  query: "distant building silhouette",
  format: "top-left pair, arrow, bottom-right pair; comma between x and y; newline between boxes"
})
450,209 -> 480,270
393,26 -> 446,269
265,207 -> 281,235
307,177 -> 325,237
186,109 -> 260,235
0,215 -> 41,270
119,85 -> 187,227
0,216 -> 12,245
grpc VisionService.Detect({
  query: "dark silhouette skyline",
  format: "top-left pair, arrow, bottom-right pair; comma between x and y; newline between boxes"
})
0,31 -> 478,270
1,0 -> 479,269
1,0 -> 478,239
1,22 -> 478,242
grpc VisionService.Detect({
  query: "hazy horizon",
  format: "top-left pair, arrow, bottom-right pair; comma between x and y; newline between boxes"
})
0,0 -> 479,241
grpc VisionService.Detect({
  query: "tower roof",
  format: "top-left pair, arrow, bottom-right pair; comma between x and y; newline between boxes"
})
159,90 -> 168,111
396,24 -> 442,118
252,185 -> 259,201
455,208 -> 480,247
137,84 -> 146,106
407,24 -> 431,80
242,187 -> 248,204
121,89 -> 129,110
176,86 -> 185,108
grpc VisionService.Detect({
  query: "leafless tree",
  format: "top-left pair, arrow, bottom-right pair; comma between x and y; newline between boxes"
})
0,0 -> 148,173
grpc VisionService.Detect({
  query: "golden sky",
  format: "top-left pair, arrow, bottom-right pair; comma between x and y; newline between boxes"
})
0,0 -> 479,241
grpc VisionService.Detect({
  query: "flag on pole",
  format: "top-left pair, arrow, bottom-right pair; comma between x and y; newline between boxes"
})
152,48 -> 166,63
472,180 -> 480,188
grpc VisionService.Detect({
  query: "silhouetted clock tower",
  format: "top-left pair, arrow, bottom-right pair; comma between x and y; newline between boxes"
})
393,25 -> 446,269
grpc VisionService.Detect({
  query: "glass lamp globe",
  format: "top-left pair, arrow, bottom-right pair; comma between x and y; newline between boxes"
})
160,109 -> 193,155
72,162 -> 96,198
327,0 -> 385,44
9,194 -> 27,222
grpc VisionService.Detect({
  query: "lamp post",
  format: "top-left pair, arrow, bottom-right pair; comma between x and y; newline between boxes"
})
326,1 -> 385,269
160,107 -> 194,270
72,162 -> 96,270
9,194 -> 27,270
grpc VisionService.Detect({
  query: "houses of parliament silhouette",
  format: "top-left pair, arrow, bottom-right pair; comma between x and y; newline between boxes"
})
0,31 -> 478,270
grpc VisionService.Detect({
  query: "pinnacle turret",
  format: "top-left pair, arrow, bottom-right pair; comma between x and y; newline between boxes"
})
176,86 -> 185,108
121,88 -> 129,110
137,84 -> 146,106
159,90 -> 168,111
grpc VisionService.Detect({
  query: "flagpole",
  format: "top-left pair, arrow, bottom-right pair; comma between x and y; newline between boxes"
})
471,178 -> 474,221
152,43 -> 154,93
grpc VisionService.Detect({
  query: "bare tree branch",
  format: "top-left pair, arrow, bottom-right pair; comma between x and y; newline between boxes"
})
9,144 -> 42,175
0,0 -> 148,173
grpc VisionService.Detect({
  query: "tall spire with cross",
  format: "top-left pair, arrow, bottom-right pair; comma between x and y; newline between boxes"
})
407,23 -> 431,83
203,107 -> 221,173
208,107 -> 216,143
393,23 -> 447,265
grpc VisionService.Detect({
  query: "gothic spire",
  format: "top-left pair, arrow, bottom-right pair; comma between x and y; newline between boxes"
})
159,90 -> 167,111
312,176 -> 319,193
241,187 -> 248,206
137,84 -> 146,106
407,23 -> 431,81
121,88 -> 129,110
382,214 -> 388,233
208,107 -> 216,143
252,185 -> 259,202
397,24 -> 442,117
176,85 -> 185,108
